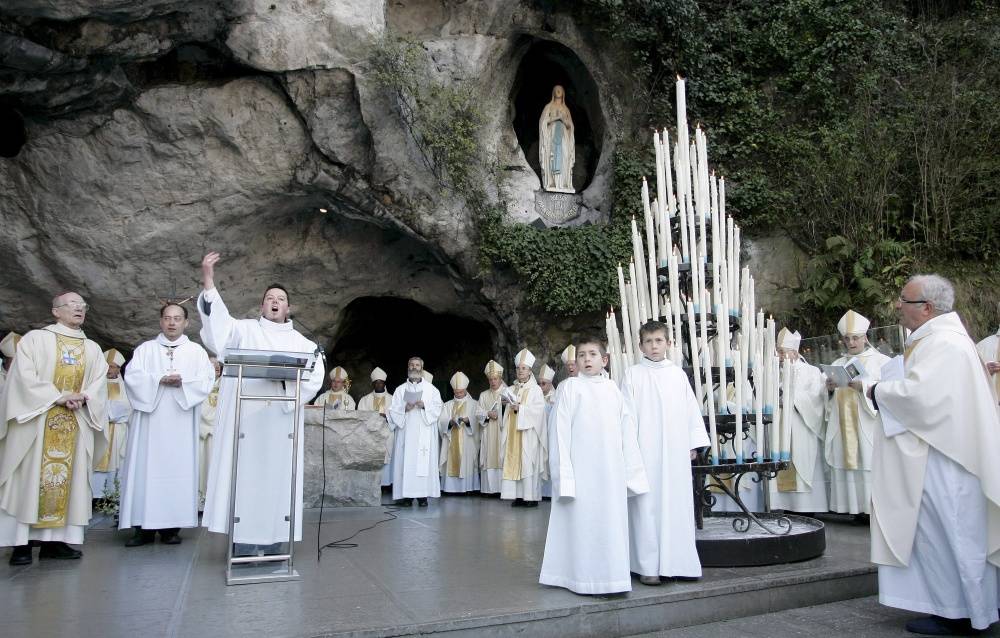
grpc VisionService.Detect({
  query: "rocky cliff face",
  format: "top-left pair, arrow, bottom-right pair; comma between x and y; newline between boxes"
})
0,1 -> 636,372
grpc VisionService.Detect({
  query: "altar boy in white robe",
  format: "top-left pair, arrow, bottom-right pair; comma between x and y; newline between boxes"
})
389,357 -> 444,506
197,252 -> 325,555
357,367 -> 393,486
540,336 -> 648,594
621,321 -> 709,585
769,328 -> 828,515
91,349 -> 131,500
500,349 -> 547,507
119,304 -> 214,546
477,360 -> 506,494
870,274 -> 1000,635
438,372 -> 482,493
824,310 -> 890,518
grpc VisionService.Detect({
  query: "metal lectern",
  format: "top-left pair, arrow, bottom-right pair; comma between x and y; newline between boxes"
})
222,348 -> 317,585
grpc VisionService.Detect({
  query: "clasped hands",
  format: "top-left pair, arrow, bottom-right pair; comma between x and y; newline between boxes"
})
56,392 -> 89,410
448,417 -> 469,430
405,400 -> 425,412
160,373 -> 183,387
825,378 -> 863,393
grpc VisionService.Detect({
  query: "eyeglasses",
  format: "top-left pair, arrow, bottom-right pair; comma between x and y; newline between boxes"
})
54,302 -> 89,311
897,297 -> 927,305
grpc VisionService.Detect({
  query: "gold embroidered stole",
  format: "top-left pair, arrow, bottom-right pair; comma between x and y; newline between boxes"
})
835,387 -> 861,470
502,384 -> 527,481
95,380 -> 121,472
447,400 -> 466,477
483,390 -> 502,470
372,394 -> 386,415
36,334 -> 85,528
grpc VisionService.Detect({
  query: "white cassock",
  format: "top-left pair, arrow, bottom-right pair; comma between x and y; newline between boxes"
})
358,391 -> 392,486
199,378 -> 220,505
500,377 -> 547,501
198,287 -> 324,544
313,390 -> 356,410
90,376 -> 132,497
769,358 -> 828,513
976,329 -> 999,404
118,334 -> 214,530
438,395 -> 482,493
540,375 -> 649,594
389,379 -> 444,499
0,325 -> 108,546
824,346 -> 891,514
477,385 -> 506,493
872,312 -> 1000,630
621,358 -> 710,579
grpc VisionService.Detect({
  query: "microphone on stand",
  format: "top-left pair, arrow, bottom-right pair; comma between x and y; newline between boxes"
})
289,315 -> 328,367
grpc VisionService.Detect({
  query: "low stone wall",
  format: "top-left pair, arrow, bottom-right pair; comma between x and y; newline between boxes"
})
303,406 -> 390,507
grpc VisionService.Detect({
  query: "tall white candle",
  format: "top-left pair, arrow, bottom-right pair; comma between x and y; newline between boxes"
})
701,290 -> 719,463
781,357 -> 792,461
617,265 -> 635,364
687,301 -> 703,408
733,351 -> 744,463
648,253 -> 659,322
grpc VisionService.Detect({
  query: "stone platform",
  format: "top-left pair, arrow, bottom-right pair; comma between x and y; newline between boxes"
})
1,498 -> 875,638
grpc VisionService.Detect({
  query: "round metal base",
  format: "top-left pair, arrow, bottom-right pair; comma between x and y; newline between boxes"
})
696,514 -> 825,567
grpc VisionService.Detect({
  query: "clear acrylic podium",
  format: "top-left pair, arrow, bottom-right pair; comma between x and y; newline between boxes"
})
222,348 -> 317,585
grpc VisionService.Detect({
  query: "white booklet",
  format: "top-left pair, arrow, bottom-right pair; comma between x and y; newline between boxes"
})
820,356 -> 868,387
500,386 -> 520,406
877,356 -> 907,437
404,389 -> 423,405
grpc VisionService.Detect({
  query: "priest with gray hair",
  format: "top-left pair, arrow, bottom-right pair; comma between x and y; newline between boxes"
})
869,274 -> 1000,634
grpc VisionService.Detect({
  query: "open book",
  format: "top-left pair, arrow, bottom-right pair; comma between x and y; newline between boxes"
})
820,356 -> 867,388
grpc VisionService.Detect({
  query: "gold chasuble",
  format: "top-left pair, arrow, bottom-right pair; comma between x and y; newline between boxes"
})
502,384 -> 528,481
373,394 -> 386,414
446,401 -> 466,477
36,333 -> 85,528
834,388 -> 861,470
481,389 -> 503,470
95,380 -> 123,472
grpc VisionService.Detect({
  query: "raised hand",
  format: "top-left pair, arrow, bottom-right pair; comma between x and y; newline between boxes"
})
201,252 -> 221,290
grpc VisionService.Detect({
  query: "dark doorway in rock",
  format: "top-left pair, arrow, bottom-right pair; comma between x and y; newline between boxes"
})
511,38 -> 604,192
325,296 -> 497,403
0,106 -> 27,158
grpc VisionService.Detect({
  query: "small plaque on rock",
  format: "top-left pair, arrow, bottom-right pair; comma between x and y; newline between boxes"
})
534,190 -> 580,225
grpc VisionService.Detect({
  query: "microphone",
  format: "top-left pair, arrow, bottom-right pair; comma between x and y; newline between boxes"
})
290,316 -> 327,365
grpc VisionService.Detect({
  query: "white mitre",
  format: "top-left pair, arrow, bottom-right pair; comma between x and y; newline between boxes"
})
104,348 -> 126,367
538,364 -> 555,382
370,366 -> 387,382
837,309 -> 870,336
560,345 -> 576,365
1,331 -> 21,358
515,348 -> 535,369
484,359 -> 504,379
777,327 -> 801,351
329,366 -> 349,381
449,371 -> 470,390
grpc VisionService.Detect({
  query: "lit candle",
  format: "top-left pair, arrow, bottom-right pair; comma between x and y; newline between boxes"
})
648,253 -> 659,322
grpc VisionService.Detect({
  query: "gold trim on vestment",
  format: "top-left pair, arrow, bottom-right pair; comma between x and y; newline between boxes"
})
446,402 -> 465,477
94,421 -> 115,473
777,461 -> 799,492
501,385 -> 527,481
482,389 -> 503,470
36,333 -> 85,529
373,394 -> 385,414
835,387 -> 861,470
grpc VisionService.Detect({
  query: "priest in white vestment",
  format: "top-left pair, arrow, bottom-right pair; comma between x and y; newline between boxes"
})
477,360 -> 506,494
622,321 -> 709,584
197,252 -> 325,552
438,372 -> 482,493
871,274 -> 1000,634
500,349 -> 548,507
389,357 -> 443,506
768,328 -> 828,514
314,366 -> 356,410
357,367 -> 393,486
0,293 -> 108,565
824,310 -> 890,517
540,338 -> 648,594
199,356 -> 222,507
119,304 -> 214,546
90,349 -> 131,499
976,322 -> 999,405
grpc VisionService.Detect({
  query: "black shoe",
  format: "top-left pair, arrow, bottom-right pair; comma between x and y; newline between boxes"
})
159,529 -> 182,545
125,528 -> 155,547
905,616 -> 984,636
395,498 -> 413,507
417,498 -> 428,507
9,545 -> 32,566
510,498 -> 523,508
523,500 -> 539,508
853,513 -> 870,525
38,541 -> 82,560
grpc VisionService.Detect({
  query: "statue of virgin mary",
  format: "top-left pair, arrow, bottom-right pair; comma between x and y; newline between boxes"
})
538,85 -> 576,193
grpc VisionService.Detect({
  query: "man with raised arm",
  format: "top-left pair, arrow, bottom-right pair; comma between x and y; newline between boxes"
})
197,252 -> 324,555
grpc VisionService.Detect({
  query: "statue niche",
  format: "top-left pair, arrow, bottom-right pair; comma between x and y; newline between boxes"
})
538,85 -> 575,193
